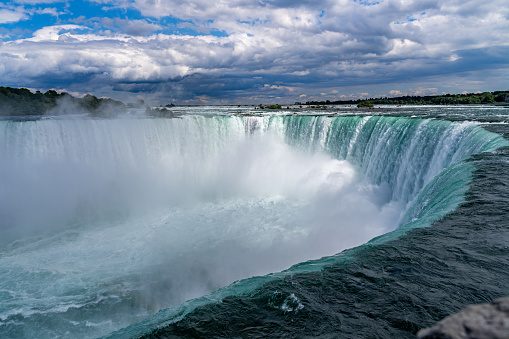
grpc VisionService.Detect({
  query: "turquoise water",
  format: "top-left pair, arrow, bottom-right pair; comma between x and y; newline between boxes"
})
0,107 -> 508,338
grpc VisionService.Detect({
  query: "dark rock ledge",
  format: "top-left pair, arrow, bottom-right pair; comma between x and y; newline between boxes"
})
417,297 -> 509,339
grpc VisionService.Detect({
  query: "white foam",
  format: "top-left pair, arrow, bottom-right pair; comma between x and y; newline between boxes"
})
4,113 -> 502,338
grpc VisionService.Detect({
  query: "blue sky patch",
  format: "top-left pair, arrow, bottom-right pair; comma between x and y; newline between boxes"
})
0,0 -> 506,104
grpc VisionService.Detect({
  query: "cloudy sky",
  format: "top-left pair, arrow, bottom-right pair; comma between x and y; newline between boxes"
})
1,0 -> 508,104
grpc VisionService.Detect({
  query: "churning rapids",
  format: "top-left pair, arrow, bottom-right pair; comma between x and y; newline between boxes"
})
1,105 -> 509,338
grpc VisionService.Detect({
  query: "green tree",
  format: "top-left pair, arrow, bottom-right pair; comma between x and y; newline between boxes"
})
357,101 -> 373,108
481,92 -> 495,103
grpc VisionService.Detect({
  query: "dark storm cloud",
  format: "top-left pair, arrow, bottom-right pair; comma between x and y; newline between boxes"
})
0,0 -> 508,103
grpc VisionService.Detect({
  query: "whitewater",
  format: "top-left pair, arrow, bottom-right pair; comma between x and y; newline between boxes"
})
0,106 -> 508,338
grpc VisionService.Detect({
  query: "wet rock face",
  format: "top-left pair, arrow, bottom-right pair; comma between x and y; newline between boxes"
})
417,297 -> 509,339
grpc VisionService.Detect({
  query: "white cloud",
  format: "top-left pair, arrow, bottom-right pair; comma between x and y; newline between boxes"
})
1,0 -> 508,102
411,87 -> 439,96
0,8 -> 27,24
27,25 -> 90,41
32,7 -> 63,16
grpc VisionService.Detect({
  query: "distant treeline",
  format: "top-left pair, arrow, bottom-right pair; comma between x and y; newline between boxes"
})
303,91 -> 509,106
0,86 -> 126,116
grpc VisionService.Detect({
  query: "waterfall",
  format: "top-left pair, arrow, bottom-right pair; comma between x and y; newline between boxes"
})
0,114 -> 507,339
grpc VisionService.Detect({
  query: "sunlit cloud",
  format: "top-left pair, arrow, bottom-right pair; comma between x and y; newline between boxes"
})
0,0 -> 508,103
0,7 -> 28,24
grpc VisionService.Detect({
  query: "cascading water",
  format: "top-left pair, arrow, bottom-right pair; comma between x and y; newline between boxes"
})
0,112 -> 507,338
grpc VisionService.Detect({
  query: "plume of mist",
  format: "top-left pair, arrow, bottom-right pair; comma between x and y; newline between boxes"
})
0,125 -> 403,314
0,116 -> 407,336
45,93 -> 127,117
